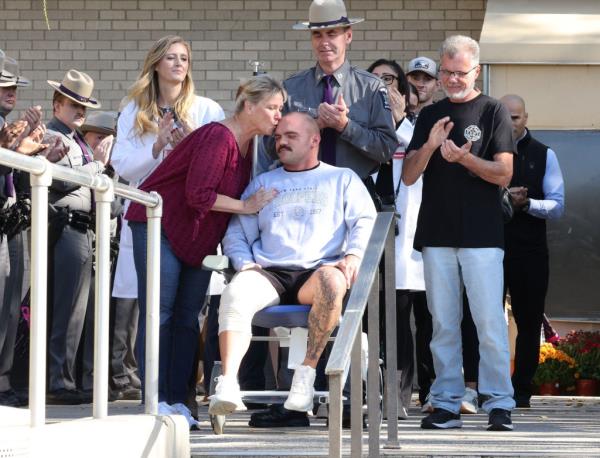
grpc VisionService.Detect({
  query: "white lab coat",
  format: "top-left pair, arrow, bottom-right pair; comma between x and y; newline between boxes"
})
393,119 -> 425,291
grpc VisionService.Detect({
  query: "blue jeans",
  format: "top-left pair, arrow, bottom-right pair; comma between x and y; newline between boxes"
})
130,222 -> 211,404
422,247 -> 515,414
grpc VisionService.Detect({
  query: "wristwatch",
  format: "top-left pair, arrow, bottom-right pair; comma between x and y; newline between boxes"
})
522,198 -> 530,213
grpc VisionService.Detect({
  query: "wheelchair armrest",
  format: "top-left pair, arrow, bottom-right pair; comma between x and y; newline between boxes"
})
202,255 -> 230,272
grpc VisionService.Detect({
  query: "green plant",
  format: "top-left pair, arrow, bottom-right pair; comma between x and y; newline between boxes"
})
533,342 -> 576,387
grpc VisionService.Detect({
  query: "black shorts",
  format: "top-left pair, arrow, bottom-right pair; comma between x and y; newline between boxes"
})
258,267 -> 317,304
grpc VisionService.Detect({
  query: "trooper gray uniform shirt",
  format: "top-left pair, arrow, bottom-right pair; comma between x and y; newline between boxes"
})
45,117 -> 103,394
0,114 -> 13,178
283,60 -> 398,179
46,117 -> 104,211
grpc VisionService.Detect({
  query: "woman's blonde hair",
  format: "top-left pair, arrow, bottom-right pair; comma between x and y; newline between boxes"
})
126,35 -> 195,137
234,75 -> 287,114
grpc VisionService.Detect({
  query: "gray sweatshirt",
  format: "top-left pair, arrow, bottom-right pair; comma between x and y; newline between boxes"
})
223,162 -> 376,271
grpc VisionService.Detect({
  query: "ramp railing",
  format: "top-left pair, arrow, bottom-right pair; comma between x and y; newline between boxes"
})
325,211 -> 400,457
0,146 -> 162,426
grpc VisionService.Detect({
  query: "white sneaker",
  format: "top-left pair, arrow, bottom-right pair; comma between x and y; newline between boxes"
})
208,375 -> 246,416
420,394 -> 434,413
460,387 -> 479,414
284,365 -> 316,412
172,402 -> 201,430
158,401 -> 175,416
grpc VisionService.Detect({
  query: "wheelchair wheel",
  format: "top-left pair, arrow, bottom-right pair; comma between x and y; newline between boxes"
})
208,361 -> 226,435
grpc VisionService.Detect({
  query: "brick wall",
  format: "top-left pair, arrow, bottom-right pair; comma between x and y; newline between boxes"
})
0,0 -> 486,115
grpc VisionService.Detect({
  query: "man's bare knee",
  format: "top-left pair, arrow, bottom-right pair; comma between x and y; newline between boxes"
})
315,266 -> 346,304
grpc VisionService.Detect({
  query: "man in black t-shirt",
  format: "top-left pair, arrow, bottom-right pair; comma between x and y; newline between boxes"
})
402,35 -> 516,432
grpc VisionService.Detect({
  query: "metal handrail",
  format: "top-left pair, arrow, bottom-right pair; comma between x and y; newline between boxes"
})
325,212 -> 393,374
325,211 -> 399,457
0,146 -> 162,425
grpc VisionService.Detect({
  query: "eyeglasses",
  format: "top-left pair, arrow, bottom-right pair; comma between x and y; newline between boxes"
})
438,66 -> 478,79
379,74 -> 398,86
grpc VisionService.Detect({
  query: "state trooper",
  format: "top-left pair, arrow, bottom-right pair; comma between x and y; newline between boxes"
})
275,0 -> 398,184
44,69 -> 109,405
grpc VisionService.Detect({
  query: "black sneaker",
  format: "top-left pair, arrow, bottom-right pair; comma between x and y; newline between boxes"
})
119,385 -> 142,401
248,404 -> 309,428
0,389 -> 25,407
421,408 -> 462,429
487,408 -> 513,431
47,389 -> 86,405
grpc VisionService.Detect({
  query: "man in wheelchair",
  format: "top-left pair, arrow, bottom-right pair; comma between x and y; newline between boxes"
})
208,112 -> 376,419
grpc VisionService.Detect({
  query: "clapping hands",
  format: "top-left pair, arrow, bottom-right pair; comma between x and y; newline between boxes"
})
318,93 -> 349,132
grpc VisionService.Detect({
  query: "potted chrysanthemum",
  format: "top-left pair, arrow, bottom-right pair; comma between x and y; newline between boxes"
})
560,330 -> 600,396
533,342 -> 576,395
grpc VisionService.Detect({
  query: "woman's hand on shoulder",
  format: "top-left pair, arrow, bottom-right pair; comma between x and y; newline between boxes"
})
242,186 -> 278,214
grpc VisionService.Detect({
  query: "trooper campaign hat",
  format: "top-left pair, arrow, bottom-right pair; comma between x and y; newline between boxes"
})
80,111 -> 117,136
293,0 -> 364,30
0,50 -> 31,88
48,69 -> 101,109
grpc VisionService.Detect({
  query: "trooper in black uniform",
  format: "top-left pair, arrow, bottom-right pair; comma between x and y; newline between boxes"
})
500,94 -> 565,408
44,69 -> 109,405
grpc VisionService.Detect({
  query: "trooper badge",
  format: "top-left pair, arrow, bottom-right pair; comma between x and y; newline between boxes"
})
464,125 -> 482,142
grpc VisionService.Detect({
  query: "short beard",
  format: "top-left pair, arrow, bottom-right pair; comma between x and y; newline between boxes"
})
443,80 -> 476,101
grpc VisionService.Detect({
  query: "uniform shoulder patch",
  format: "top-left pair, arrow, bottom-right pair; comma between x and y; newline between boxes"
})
379,86 -> 391,111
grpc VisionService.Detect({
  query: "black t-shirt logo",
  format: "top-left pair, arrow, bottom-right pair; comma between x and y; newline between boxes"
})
464,125 -> 482,142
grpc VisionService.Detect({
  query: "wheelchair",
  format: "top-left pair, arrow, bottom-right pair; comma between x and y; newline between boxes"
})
202,255 -> 383,435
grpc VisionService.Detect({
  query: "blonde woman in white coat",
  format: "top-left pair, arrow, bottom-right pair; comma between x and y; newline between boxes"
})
110,35 -> 224,422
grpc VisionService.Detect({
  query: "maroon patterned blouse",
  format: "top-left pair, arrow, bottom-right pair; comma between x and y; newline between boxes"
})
126,122 -> 252,267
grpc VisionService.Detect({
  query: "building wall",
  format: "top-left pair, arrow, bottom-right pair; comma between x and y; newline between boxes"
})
0,0 -> 486,115
489,65 -> 600,130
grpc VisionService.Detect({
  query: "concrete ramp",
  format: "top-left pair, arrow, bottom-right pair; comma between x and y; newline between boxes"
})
0,408 -> 190,458
0,405 -> 30,426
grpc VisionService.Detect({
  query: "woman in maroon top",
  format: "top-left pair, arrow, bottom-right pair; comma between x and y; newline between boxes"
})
126,75 -> 285,426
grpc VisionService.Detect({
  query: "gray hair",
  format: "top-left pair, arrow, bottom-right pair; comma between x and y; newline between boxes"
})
234,74 -> 287,114
440,35 -> 480,65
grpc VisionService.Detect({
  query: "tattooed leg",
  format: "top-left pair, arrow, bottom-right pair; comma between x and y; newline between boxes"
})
298,266 -> 346,368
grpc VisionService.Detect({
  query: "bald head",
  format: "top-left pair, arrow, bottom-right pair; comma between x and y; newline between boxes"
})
274,112 -> 321,171
500,94 -> 525,111
500,94 -> 528,141
289,111 -> 320,135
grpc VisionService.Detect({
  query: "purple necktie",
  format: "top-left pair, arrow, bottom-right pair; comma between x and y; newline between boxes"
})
74,133 -> 95,207
74,133 -> 93,164
321,75 -> 336,165
4,173 -> 15,198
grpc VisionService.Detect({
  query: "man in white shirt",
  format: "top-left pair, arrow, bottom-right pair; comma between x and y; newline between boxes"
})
500,94 -> 565,408
208,112 -> 376,425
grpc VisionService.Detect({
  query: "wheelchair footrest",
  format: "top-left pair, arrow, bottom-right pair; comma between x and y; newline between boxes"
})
240,391 -> 346,406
